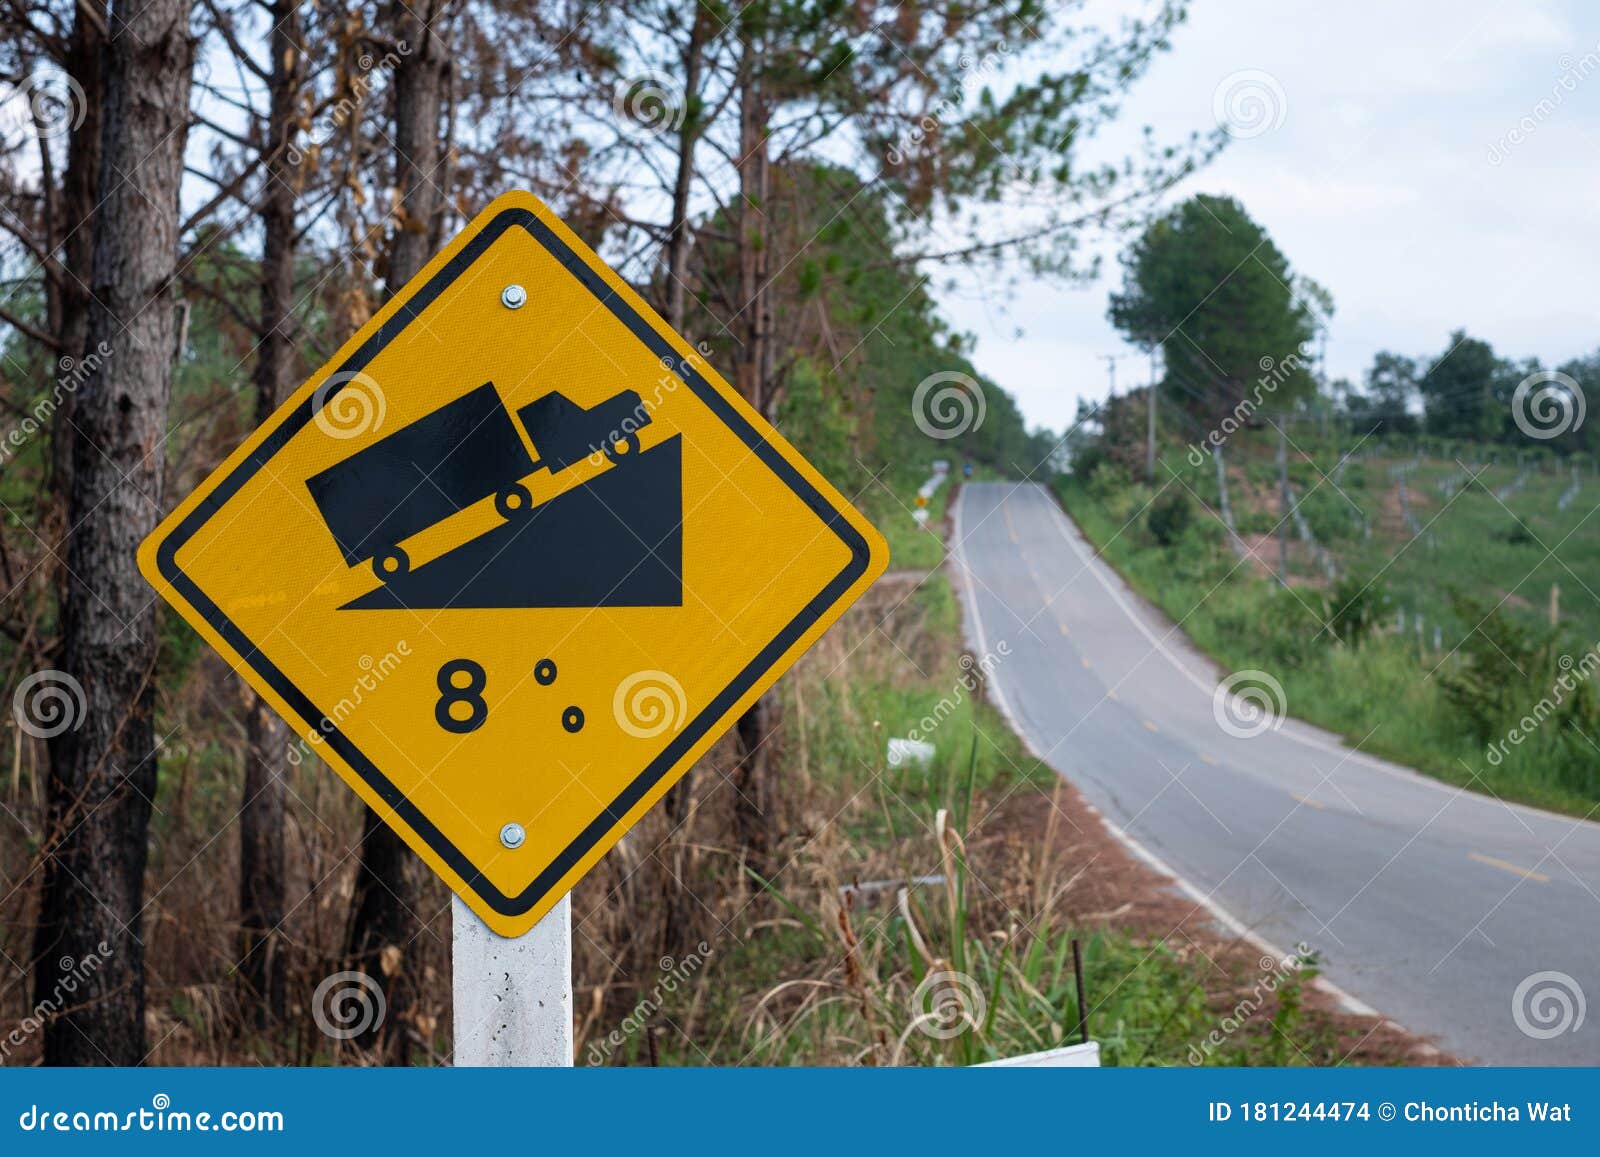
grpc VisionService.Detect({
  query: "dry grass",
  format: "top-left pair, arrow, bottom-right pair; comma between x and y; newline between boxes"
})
1,531 -> 1446,1067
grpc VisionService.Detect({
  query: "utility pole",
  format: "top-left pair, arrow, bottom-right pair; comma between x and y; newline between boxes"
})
1277,422 -> 1291,586
1102,353 -> 1122,401
1214,444 -> 1234,530
1146,345 -> 1159,482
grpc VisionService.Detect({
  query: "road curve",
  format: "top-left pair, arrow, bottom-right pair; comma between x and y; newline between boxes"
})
954,480 -> 1600,1065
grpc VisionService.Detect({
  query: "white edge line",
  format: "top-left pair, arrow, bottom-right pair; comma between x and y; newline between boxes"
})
949,484 -> 1384,1023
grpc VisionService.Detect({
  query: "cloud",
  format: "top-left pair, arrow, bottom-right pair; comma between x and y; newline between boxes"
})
935,1 -> 1600,432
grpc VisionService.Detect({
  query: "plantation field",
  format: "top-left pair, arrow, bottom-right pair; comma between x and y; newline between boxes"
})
1244,445 -> 1598,647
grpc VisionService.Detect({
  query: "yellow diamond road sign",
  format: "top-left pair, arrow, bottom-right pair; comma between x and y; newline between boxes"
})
140,191 -> 888,937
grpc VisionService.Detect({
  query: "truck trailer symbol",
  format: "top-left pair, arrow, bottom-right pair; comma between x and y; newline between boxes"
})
306,382 -> 650,580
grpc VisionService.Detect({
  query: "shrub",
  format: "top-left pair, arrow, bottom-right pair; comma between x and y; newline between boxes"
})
1146,489 -> 1192,546
1324,573 -> 1386,647
1437,597 -> 1551,743
1087,460 -> 1133,502
1494,524 -> 1536,546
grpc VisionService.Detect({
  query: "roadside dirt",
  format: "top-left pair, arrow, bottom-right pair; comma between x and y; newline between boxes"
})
1236,532 -> 1281,579
1234,532 -> 1331,589
973,771 -> 1455,1066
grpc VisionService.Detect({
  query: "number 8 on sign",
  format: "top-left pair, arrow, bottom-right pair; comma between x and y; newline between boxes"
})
436,659 -> 488,733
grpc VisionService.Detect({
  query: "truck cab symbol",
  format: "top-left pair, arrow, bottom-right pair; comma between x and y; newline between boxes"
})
518,390 -> 645,473
306,382 -> 651,581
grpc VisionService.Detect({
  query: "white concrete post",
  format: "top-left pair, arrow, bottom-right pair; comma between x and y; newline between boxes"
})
452,893 -> 573,1066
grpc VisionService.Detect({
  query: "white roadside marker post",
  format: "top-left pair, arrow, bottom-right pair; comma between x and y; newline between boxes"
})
451,893 -> 573,1066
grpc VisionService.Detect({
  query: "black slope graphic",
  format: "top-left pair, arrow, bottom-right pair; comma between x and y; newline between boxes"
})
340,435 -> 683,610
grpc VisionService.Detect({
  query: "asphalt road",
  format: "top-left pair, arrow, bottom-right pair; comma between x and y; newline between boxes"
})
954,480 -> 1600,1065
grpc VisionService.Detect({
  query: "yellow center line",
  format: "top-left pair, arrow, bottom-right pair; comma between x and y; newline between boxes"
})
1057,619 -> 1070,636
1469,852 -> 1550,883
1142,719 -> 1158,733
1003,500 -> 1019,545
1080,656 -> 1091,669
1106,689 -> 1118,701
1291,793 -> 1326,809
1199,753 -> 1219,766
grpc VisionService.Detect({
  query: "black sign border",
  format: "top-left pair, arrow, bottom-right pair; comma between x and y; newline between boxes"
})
155,207 -> 874,917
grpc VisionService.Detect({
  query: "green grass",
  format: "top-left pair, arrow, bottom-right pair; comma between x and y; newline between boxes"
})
1165,438 -> 1599,643
1303,457 -> 1596,644
858,460 -> 1013,572
859,460 -> 955,571
662,876 -> 1335,1066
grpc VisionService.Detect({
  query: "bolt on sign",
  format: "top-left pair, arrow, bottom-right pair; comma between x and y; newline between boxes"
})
140,191 -> 888,937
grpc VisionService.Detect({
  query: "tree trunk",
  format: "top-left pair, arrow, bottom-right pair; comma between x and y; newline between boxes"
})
653,5 -> 713,924
731,34 -> 770,415
662,3 -> 710,333
240,698 -> 288,1021
727,25 -> 780,874
383,0 -> 447,293
49,5 -> 106,521
731,690 -> 779,873
238,0 -> 302,1026
344,0 -> 449,1061
32,0 -> 194,1067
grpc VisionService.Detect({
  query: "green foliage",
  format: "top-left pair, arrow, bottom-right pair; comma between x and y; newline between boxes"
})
1084,458 -> 1134,503
157,610 -> 206,690
1265,953 -> 1319,1066
1345,351 -> 1419,436
1146,488 -> 1192,546
774,358 -> 854,484
1345,330 -> 1600,454
696,164 -> 1054,479
1552,348 -> 1600,456
1417,330 -> 1513,441
1324,572 -> 1385,647
1295,483 -> 1360,544
1437,598 -> 1551,744
1110,194 -> 1323,423
1494,523 -> 1537,546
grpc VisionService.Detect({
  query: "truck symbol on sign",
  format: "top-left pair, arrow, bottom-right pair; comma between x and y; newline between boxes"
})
306,382 -> 649,580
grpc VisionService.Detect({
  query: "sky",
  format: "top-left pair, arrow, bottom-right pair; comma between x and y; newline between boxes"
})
939,0 -> 1600,434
